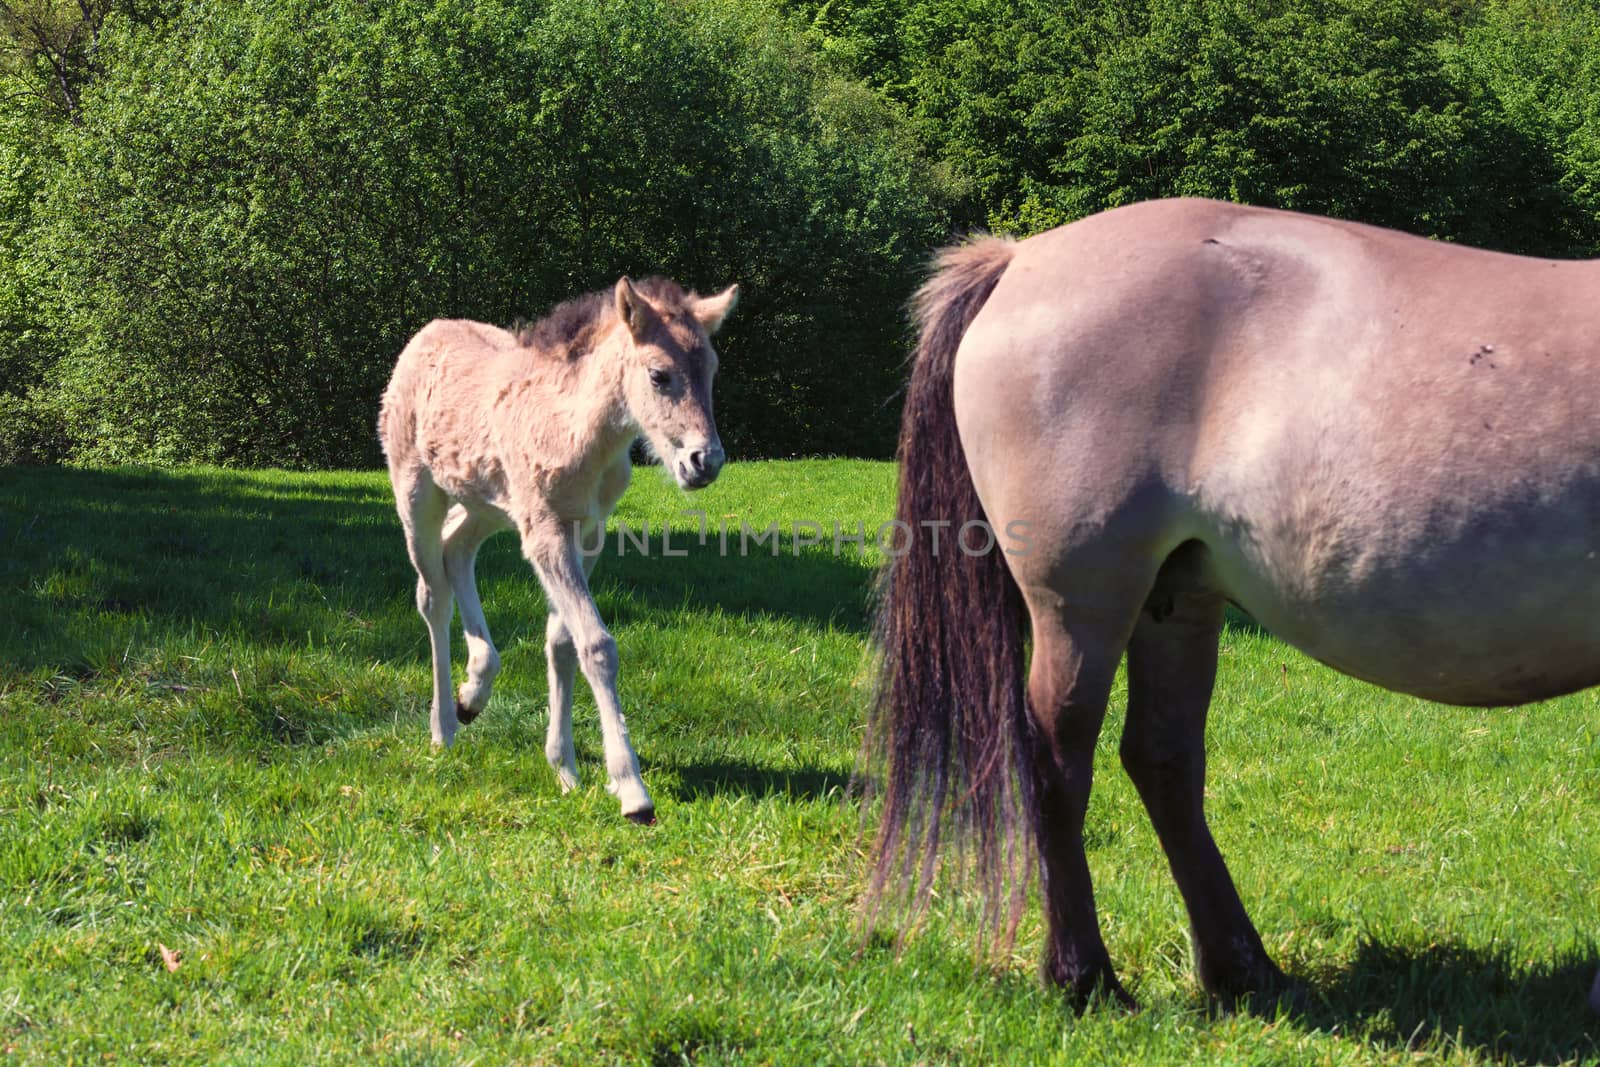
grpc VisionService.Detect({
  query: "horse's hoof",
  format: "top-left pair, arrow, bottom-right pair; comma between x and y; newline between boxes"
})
624,807 -> 656,826
1044,949 -> 1138,1013
1200,958 -> 1305,1015
1062,978 -> 1138,1014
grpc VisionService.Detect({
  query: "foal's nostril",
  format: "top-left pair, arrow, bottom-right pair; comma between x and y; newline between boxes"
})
680,445 -> 723,485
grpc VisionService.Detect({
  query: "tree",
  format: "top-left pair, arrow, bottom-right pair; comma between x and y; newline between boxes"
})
796,0 -> 1594,252
0,1 -> 162,123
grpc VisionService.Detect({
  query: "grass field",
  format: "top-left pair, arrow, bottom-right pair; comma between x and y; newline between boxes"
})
2,460 -> 1597,1065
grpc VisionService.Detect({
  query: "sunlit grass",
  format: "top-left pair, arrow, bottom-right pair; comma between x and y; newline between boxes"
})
1,461 -> 1596,1064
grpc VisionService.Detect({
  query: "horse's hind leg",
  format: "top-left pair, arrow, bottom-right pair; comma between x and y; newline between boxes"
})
393,467 -> 457,747
1119,544 -> 1290,1002
443,506 -> 506,724
1024,589 -> 1148,1009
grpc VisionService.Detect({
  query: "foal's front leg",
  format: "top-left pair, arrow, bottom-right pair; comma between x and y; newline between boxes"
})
520,513 -> 654,822
542,541 -> 599,794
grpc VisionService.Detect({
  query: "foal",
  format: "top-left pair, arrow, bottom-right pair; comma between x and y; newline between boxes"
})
379,276 -> 738,823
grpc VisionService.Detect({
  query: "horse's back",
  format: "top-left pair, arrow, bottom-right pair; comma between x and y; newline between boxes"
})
379,319 -> 522,496
384,319 -> 518,412
955,198 -> 1600,706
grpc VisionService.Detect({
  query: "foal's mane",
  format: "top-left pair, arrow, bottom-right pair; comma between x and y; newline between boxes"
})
512,277 -> 691,358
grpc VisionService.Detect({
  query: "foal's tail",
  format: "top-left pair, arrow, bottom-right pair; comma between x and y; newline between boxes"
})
864,235 -> 1032,945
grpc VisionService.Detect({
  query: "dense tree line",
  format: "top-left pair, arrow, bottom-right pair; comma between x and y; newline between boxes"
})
2,0 -> 1598,467
783,0 -> 1600,248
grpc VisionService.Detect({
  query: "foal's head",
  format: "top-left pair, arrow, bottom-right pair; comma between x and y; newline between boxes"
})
612,277 -> 739,490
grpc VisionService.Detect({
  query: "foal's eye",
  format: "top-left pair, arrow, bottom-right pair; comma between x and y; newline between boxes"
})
648,368 -> 673,392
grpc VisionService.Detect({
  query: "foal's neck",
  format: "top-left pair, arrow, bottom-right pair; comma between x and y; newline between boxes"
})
567,330 -> 640,462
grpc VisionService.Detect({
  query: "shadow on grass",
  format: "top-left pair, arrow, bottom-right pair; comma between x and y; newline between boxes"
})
1,466 -> 881,675
2,465 -> 415,666
661,758 -> 851,802
588,533 -> 876,635
1277,940 -> 1600,1065
1,465 -> 886,760
1223,604 -> 1268,637
5,467 -> 1277,678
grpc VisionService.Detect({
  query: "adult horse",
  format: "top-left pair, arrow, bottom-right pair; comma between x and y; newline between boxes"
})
381,276 -> 738,823
869,198 -> 1600,1010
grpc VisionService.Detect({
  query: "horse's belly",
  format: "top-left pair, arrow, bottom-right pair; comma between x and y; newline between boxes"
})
1265,615 -> 1600,706
1210,521 -> 1600,707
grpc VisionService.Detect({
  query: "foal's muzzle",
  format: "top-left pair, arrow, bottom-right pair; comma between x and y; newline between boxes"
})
675,443 -> 724,489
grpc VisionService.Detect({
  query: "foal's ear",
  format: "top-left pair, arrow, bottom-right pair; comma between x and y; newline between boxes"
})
691,283 -> 740,335
614,277 -> 651,340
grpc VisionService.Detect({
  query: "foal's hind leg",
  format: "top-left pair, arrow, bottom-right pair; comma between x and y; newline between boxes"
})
393,468 -> 458,747
1119,547 -> 1290,1002
443,506 -> 507,724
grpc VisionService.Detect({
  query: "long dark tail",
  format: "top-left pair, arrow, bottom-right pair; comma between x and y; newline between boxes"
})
864,235 -> 1032,946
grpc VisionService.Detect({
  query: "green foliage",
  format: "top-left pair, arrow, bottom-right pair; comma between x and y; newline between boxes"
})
7,0 -> 1600,466
0,1 -> 160,124
0,100 -> 66,463
810,0 -> 1595,247
1456,0 -> 1600,252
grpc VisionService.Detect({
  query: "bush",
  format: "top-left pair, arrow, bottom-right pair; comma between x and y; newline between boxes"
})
0,102 -> 66,463
1455,0 -> 1600,254
32,0 -> 947,466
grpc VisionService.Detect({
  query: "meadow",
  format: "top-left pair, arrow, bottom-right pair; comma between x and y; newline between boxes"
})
1,460 -> 1597,1065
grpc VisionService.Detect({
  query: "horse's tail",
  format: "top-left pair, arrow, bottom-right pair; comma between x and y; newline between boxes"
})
864,234 -> 1032,946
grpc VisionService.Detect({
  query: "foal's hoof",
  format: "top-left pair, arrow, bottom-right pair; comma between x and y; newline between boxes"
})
624,807 -> 656,826
454,691 -> 484,725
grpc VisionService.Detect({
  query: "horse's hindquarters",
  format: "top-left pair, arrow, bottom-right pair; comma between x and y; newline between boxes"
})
925,198 -> 1600,1010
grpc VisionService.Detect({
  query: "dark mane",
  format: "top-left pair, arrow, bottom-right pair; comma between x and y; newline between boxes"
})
510,290 -> 610,357
511,277 -> 691,357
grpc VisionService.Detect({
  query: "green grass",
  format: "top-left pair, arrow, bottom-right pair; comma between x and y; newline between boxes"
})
1,460 -> 1597,1065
